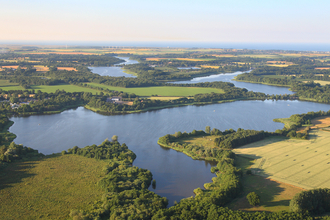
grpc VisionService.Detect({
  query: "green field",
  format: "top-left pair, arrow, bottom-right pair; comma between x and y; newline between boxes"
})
0,83 -> 100,94
87,83 -> 224,96
233,130 -> 330,189
30,84 -> 100,94
0,80 -> 23,90
0,154 -> 108,220
0,80 -> 20,87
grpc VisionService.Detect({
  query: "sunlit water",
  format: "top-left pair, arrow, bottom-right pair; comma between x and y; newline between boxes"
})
89,56 -> 138,77
10,100 -> 330,205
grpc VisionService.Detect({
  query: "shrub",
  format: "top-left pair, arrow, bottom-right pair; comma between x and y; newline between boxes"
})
247,192 -> 260,206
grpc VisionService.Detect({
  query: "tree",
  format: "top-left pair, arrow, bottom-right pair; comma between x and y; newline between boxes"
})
112,135 -> 118,142
205,126 -> 211,134
247,192 -> 260,206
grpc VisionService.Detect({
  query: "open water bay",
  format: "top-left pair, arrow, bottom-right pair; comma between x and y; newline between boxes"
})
9,100 -> 330,205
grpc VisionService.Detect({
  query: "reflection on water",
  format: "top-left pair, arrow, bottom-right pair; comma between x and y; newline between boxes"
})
89,56 -> 138,77
9,100 -> 330,206
171,71 -> 294,95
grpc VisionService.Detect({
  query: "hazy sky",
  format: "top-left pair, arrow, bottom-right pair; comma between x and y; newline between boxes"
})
1,0 -> 329,44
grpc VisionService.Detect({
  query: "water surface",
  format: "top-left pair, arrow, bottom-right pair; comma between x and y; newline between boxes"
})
9,100 -> 330,206
89,56 -> 138,78
172,71 -> 294,95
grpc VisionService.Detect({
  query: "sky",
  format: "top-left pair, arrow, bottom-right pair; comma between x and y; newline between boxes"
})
1,0 -> 330,45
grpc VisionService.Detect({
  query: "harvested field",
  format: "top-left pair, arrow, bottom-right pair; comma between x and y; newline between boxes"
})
315,67 -> 330,70
201,65 -> 220,69
1,66 -> 27,69
311,116 -> 330,129
34,65 -> 49,71
229,156 -> 304,212
57,67 -> 77,71
146,58 -> 214,62
303,80 -> 330,86
233,130 -> 330,189
266,64 -> 289,67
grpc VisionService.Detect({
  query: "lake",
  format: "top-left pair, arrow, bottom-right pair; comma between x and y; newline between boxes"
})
9,99 -> 330,206
90,61 -> 293,95
172,71 -> 294,95
89,56 -> 138,78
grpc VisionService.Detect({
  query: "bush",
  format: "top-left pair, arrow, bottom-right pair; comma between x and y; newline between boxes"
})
247,192 -> 260,206
290,188 -> 330,214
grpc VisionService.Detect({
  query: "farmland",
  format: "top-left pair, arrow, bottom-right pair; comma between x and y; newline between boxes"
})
228,156 -> 304,212
0,83 -> 100,94
233,129 -> 330,189
86,82 -> 224,97
0,154 -> 108,220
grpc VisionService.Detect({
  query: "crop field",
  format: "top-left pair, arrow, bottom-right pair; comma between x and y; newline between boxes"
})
34,65 -> 49,71
0,154 -> 108,220
57,67 -> 77,71
146,58 -> 215,61
266,64 -> 290,67
1,65 -> 27,70
87,83 -> 224,96
233,129 -> 330,189
315,67 -> 330,70
201,65 -> 220,69
311,116 -> 330,129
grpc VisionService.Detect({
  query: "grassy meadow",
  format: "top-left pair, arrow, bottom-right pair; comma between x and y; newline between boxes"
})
0,83 -> 100,94
87,82 -> 224,97
177,135 -> 219,149
0,154 -> 108,220
30,84 -> 100,94
0,80 -> 21,88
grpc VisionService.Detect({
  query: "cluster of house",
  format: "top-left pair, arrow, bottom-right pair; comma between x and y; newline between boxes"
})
106,96 -> 133,105
0,94 -> 36,109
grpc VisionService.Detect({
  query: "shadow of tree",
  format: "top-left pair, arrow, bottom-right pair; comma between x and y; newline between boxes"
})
229,154 -> 301,212
0,154 -> 60,191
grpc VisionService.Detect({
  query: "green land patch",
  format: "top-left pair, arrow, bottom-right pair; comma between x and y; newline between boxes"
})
0,80 -> 20,87
177,135 -> 219,149
0,154 -> 108,220
0,83 -> 100,94
30,84 -> 100,94
233,130 -> 330,189
87,82 -> 224,97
